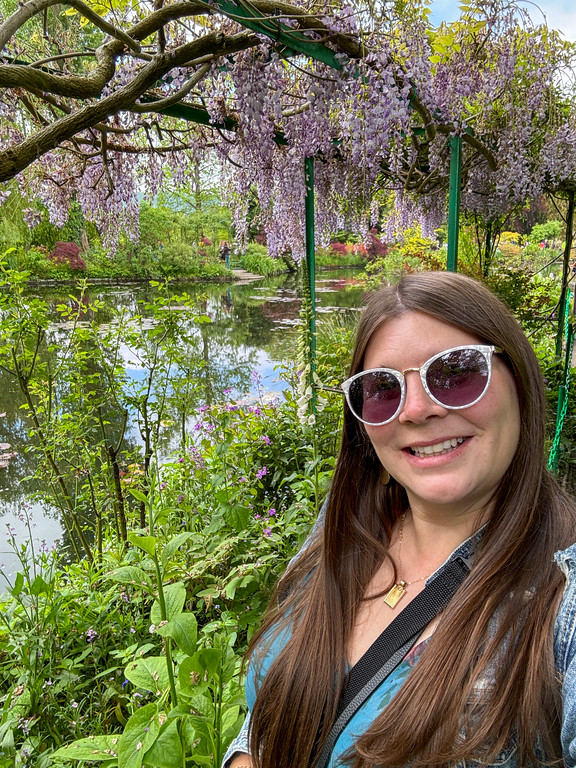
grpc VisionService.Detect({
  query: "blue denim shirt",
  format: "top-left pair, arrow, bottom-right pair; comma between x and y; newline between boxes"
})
223,539 -> 576,768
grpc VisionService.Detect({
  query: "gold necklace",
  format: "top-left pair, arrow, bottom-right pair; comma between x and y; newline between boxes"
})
383,512 -> 429,609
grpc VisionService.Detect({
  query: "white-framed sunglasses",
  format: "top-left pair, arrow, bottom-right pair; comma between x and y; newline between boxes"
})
341,344 -> 500,426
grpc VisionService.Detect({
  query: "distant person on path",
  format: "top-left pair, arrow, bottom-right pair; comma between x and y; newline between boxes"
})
219,240 -> 231,269
224,271 -> 576,768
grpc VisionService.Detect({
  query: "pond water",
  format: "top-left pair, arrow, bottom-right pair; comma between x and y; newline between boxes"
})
0,268 -> 364,586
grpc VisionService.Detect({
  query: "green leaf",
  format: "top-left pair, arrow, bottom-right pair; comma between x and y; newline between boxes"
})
213,488 -> 228,504
128,533 -> 157,557
221,705 -> 240,734
51,735 -> 120,761
189,648 -> 223,679
29,574 -> 49,595
142,720 -> 183,768
117,704 -> 159,768
11,572 -> 24,596
125,657 -> 171,695
151,582 -> 186,623
222,504 -> 250,532
107,566 -> 153,593
221,707 -> 245,746
224,576 -> 241,600
161,531 -> 193,567
178,656 -> 203,696
182,690 -> 215,718
129,489 -> 149,504
156,612 -> 197,656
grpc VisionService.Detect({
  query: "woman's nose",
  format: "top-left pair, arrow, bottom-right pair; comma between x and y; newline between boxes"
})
397,371 -> 449,424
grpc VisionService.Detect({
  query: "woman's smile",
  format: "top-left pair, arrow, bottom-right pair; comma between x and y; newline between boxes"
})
406,436 -> 466,458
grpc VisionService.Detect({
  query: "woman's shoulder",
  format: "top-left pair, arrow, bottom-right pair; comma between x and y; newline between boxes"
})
555,541 -> 576,575
554,542 -> 576,673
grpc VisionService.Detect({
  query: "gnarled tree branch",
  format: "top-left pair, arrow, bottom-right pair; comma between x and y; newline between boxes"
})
0,30 -> 259,181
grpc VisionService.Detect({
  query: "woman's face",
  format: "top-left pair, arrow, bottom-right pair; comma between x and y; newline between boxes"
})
361,311 -> 521,521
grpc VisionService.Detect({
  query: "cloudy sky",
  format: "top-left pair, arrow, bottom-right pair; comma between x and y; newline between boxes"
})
429,0 -> 576,41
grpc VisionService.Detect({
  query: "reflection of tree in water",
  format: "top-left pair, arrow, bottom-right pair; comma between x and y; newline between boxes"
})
0,365 -> 45,509
1,273 -> 363,547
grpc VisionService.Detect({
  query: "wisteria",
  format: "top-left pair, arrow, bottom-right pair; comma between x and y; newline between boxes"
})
0,0 -> 576,253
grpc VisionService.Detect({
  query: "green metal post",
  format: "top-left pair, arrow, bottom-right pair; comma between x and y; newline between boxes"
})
549,317 -> 574,472
305,156 -> 317,371
483,220 -> 493,277
447,134 -> 462,273
555,190 -> 575,357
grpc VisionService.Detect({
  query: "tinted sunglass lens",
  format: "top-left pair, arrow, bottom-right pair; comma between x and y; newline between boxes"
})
426,349 -> 489,407
349,372 -> 402,424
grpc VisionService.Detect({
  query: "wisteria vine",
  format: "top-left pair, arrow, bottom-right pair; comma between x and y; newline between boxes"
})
0,0 -> 575,253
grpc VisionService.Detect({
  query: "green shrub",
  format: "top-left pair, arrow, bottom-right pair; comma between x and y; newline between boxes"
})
315,245 -> 365,267
241,243 -> 288,276
528,220 -> 563,245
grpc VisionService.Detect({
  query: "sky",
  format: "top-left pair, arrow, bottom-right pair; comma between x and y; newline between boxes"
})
429,0 -> 576,41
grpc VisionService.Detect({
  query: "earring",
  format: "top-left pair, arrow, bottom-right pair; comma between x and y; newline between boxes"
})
379,466 -> 390,485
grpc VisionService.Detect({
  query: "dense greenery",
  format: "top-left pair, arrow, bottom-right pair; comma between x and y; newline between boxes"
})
0,194 -> 367,283
0,226 -> 575,766
0,261 -> 346,767
0,196 -> 233,281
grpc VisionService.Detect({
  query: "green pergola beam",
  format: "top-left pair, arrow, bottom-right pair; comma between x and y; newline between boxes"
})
141,95 -> 289,143
211,0 -> 346,71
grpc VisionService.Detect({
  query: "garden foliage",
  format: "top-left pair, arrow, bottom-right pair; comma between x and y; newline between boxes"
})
0,262 -> 344,766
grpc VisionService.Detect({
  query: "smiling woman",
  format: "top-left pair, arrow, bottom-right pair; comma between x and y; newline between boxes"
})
224,271 -> 576,768
361,313 -> 520,522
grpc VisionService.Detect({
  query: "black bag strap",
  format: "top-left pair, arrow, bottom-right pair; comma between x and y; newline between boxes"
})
314,556 -> 470,768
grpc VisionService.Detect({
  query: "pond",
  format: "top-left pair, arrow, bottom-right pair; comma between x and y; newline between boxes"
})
0,268 -> 364,586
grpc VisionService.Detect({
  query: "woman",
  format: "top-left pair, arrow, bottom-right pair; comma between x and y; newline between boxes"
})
224,271 -> 576,768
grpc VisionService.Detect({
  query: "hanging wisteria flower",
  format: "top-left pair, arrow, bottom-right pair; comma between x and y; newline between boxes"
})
1,0 -> 575,253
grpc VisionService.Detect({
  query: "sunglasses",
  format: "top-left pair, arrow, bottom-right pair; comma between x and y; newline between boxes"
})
341,345 -> 500,426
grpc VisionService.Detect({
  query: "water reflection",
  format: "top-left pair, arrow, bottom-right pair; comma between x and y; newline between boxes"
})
0,269 -> 363,582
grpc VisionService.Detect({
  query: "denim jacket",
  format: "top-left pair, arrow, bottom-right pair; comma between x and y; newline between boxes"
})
223,539 -> 576,768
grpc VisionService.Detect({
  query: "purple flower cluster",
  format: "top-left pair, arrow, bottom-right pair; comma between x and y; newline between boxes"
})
2,0 -> 576,253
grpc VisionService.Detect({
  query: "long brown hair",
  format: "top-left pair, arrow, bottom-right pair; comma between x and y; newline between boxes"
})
248,271 -> 576,768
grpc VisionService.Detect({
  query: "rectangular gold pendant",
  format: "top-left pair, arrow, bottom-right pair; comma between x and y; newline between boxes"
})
384,581 -> 407,609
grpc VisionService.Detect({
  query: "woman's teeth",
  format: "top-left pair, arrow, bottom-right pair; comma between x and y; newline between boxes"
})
411,437 -> 465,458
